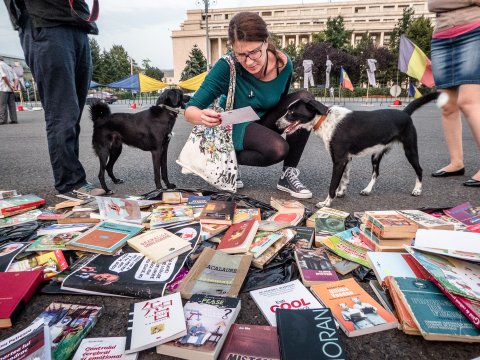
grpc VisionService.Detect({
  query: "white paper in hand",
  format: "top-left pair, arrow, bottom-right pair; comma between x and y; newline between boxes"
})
220,106 -> 260,126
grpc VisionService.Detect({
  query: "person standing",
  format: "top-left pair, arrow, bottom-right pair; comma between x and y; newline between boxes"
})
4,0 -> 105,195
0,57 -> 19,125
184,12 -> 312,199
429,0 -> 480,187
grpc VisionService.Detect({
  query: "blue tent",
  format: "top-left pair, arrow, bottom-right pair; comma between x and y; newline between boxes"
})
89,80 -> 103,88
107,73 -> 167,92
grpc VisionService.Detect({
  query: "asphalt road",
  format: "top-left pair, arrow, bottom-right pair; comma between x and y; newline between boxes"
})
0,101 -> 479,359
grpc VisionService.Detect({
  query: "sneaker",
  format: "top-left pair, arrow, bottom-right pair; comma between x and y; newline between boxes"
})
277,167 -> 312,199
73,182 -> 106,197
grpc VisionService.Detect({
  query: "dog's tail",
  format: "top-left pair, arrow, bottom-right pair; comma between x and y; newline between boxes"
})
403,91 -> 440,116
90,102 -> 111,125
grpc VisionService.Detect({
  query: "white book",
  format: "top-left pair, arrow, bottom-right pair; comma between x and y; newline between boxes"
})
366,252 -> 417,282
36,223 -> 93,235
125,293 -> 187,353
96,196 -> 144,224
73,337 -> 137,360
250,279 -> 324,326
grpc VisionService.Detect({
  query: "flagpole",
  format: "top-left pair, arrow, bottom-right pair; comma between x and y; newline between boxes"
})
366,81 -> 369,104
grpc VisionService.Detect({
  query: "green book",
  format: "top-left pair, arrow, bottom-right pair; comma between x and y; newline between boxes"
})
392,277 -> 480,342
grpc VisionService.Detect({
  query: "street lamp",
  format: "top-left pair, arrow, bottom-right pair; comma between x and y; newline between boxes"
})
196,0 -> 216,69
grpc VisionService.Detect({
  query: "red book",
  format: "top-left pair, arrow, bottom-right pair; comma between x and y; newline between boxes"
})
0,194 -> 45,218
0,270 -> 43,328
217,219 -> 259,254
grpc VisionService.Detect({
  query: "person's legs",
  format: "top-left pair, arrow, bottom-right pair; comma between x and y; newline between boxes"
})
0,92 -> 8,124
457,84 -> 480,181
19,19 -> 88,193
436,88 -> 464,173
7,92 -> 17,123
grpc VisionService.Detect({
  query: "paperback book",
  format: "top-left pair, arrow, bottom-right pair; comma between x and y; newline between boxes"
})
251,228 -> 295,269
57,209 -> 100,224
250,279 -> 324,326
0,189 -> 17,199
232,207 -> 261,223
62,223 -> 202,298
26,232 -> 81,252
270,197 -> 305,214
198,200 -> 236,226
295,247 -> 339,286
156,294 -> 241,360
321,233 -> 370,268
364,211 -> 418,239
325,250 -> 360,275
276,308 -> 345,360
0,209 -> 42,229
291,226 -> 315,249
73,337 -> 137,360
37,223 -> 93,236
306,207 -> 349,228
444,202 -> 480,226
66,221 -> 144,255
125,293 -> 187,353
218,324 -> 280,360
0,319 -> 51,360
8,249 -> 69,280
369,279 -> 395,314
150,205 -> 194,228
0,194 -> 45,218
248,230 -> 284,258
397,209 -> 455,230
33,302 -> 103,360
267,211 -> 303,226
0,242 -> 29,271
95,196 -> 143,224
366,252 -> 424,283
216,219 -> 259,254
311,278 -> 398,337
178,248 -> 252,299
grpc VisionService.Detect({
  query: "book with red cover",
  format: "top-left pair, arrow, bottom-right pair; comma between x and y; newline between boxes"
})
0,194 -> 45,218
0,270 -> 43,328
217,219 -> 259,254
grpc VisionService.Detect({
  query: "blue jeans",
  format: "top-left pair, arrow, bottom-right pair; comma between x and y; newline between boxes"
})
19,17 -> 90,193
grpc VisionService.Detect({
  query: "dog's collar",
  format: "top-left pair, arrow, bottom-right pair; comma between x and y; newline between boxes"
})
313,111 -> 330,131
159,104 -> 185,115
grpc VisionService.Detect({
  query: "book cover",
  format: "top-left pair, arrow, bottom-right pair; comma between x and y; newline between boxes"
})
444,202 -> 480,226
276,308 -> 345,360
95,196 -> 143,224
37,223 -> 93,236
178,248 -> 252,299
157,294 -> 241,360
325,251 -> 360,275
311,278 -> 398,337
270,197 -> 305,214
125,293 -> 187,353
359,226 -> 412,252
8,249 -> 69,280
267,212 -> 303,226
295,247 -> 339,286
321,234 -> 370,268
57,209 -> 100,224
198,200 -> 236,225
257,220 -> 291,232
37,207 -> 70,221
306,207 -> 349,228
218,324 -> 280,360
62,223 -> 202,298
369,280 -> 395,314
200,223 -> 229,241
390,277 -> 480,342
366,252 -> 424,283
405,247 -> 480,302
335,227 -> 370,249
0,209 -> 42,229
315,214 -> 346,235
250,279 -> 324,326
397,209 -> 455,230
0,194 -> 45,217
217,219 -> 259,254
248,230 -> 284,258
0,319 -> 51,360
232,207 -> 261,223
150,205 -> 194,228
364,211 -> 418,236
26,232 -> 81,252
162,191 -> 183,204
187,195 -> 211,209
0,190 -> 17,199
291,226 -> 315,249
0,242 -> 29,271
0,270 -> 43,328
251,229 -> 295,269
127,228 -> 192,263
33,302 -> 103,360
73,337 -> 137,360
66,221 -> 144,255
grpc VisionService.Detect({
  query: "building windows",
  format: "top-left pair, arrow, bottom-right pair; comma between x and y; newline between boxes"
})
354,7 -> 366,14
224,14 -> 229,20
262,11 -> 272,16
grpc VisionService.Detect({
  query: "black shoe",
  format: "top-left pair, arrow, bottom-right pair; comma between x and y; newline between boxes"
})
0,122 -> 6,125
277,167 -> 312,199
431,168 -> 465,177
463,178 -> 480,187
9,122 -> 18,124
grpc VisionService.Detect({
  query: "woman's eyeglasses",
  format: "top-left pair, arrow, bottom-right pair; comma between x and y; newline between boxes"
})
233,42 -> 265,62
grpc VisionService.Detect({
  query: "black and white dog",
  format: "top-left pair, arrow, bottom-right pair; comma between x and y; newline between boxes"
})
276,90 -> 442,207
90,88 -> 190,194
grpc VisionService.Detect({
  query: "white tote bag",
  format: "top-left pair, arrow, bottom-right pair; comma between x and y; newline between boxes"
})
176,55 -> 238,192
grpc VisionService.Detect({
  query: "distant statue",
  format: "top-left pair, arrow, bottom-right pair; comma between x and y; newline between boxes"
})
325,57 -> 333,89
12,61 -> 25,88
302,59 -> 314,89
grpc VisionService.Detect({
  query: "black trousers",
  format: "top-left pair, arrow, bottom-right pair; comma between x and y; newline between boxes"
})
0,91 -> 17,124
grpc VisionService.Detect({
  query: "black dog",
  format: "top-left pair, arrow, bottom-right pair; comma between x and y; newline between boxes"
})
90,88 -> 191,194
276,90 -> 441,207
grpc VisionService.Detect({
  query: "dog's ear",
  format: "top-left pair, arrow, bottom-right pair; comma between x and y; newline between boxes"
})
307,99 -> 329,115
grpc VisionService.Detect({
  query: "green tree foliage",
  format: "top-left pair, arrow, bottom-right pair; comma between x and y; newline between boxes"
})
89,37 -> 103,82
312,31 -> 326,43
100,45 -> 131,84
405,16 -> 433,56
324,16 -> 352,49
142,58 -> 165,81
389,7 -> 415,54
180,44 -> 207,81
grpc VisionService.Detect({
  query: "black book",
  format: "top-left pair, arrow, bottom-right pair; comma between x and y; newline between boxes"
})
276,308 -> 345,360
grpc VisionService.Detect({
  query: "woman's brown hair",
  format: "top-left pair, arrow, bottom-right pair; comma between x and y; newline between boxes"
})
228,12 -> 285,69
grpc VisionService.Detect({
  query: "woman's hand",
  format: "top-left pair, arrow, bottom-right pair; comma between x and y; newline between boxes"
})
200,108 -> 222,127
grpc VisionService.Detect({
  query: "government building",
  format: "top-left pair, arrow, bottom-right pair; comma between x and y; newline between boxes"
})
171,0 -> 434,82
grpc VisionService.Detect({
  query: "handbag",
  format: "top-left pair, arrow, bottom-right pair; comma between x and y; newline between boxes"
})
176,55 -> 238,192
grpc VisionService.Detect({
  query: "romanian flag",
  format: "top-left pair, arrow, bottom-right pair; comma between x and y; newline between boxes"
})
340,66 -> 354,91
408,81 -> 422,99
398,35 -> 435,88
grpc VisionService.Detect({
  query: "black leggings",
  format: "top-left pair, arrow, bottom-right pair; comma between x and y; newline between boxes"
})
236,115 -> 311,168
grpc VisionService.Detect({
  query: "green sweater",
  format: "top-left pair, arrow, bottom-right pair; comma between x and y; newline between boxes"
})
186,55 -> 293,150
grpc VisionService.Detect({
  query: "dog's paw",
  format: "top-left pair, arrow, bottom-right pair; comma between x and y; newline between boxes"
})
411,189 -> 422,196
113,178 -> 124,184
105,190 -> 115,195
315,200 -> 331,208
360,189 -> 371,196
166,183 -> 176,189
336,191 -> 346,198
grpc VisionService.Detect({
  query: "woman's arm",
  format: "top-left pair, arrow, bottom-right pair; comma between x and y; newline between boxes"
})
185,105 -> 221,127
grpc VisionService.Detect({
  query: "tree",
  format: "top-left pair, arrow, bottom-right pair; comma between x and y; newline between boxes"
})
180,44 -> 207,81
312,31 -> 326,43
389,7 -> 415,54
141,58 -> 164,81
324,16 -> 352,49
405,16 -> 433,56
89,37 -> 103,82
100,45 -> 131,84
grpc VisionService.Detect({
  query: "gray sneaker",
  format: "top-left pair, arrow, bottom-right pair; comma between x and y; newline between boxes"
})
277,167 -> 312,199
73,182 -> 106,197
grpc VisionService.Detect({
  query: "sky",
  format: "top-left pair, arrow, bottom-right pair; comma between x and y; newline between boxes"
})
0,0 -> 332,70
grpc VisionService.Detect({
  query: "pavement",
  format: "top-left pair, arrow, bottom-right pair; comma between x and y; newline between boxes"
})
0,102 -> 479,359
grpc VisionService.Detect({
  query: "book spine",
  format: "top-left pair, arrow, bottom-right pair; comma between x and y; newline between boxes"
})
125,304 -> 135,352
358,231 -> 377,251
0,200 -> 45,215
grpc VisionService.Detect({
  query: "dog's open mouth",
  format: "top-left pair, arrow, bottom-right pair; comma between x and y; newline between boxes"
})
284,120 -> 300,134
